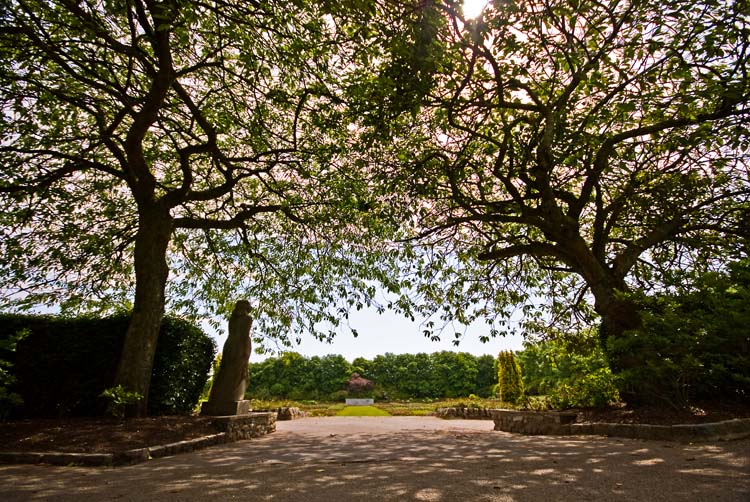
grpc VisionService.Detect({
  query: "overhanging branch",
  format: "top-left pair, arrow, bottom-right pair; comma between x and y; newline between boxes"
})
477,243 -> 569,262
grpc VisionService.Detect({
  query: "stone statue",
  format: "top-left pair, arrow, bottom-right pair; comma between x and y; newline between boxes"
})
201,300 -> 253,416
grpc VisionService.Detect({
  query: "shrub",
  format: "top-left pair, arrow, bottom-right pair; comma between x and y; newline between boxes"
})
497,351 -> 524,403
147,315 -> 216,415
518,331 -> 619,409
347,372 -> 374,396
547,369 -> 620,409
328,390 -> 349,402
100,385 -> 143,419
0,312 -> 215,417
606,260 -> 750,407
201,354 -> 222,402
0,329 -> 26,420
518,395 -> 552,411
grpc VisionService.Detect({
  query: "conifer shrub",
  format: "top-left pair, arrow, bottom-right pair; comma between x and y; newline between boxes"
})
497,350 -> 524,404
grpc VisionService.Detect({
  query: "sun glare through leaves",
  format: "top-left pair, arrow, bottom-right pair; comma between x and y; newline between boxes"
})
463,0 -> 488,19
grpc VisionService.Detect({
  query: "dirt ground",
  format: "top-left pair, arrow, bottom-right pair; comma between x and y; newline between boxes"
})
0,417 -> 748,501
0,416 -> 219,453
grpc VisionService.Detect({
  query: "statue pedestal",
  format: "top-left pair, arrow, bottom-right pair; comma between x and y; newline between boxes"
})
200,399 -> 251,417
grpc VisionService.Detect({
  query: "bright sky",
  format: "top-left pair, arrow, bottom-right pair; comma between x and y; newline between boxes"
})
463,0 -> 488,19
210,303 -> 525,363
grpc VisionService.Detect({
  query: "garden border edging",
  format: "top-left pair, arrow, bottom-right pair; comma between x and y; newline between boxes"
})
489,409 -> 750,442
0,412 -> 276,467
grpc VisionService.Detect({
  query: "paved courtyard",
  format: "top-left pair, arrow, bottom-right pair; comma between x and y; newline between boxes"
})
1,416 -> 748,501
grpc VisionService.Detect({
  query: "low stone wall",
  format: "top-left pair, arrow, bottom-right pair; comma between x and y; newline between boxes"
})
491,409 -> 750,442
252,407 -> 306,420
569,418 -> 750,442
435,407 -> 493,420
211,412 -> 276,440
277,407 -> 306,420
491,409 -> 577,434
117,433 -> 229,464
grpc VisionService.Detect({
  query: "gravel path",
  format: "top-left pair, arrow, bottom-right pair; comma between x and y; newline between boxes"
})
1,416 -> 748,501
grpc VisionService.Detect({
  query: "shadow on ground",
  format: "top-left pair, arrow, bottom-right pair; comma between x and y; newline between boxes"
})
1,417 -> 748,501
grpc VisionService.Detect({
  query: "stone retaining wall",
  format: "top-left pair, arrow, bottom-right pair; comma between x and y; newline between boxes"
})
491,409 -> 577,434
490,409 -> 750,442
569,419 -> 750,442
435,407 -> 493,419
211,412 -> 276,440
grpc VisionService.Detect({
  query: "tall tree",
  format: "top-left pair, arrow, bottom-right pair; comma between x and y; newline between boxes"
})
348,0 -> 750,379
0,0 -> 379,415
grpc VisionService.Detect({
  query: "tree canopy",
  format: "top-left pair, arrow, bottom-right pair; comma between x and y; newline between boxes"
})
345,0 -> 749,349
0,0 -> 394,414
1,0 -> 748,411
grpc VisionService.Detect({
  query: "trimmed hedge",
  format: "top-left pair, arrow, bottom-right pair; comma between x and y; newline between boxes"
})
0,313 -> 215,417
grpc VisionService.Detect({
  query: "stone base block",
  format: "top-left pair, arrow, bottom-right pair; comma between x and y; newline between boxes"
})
345,398 -> 375,405
211,412 -> 277,440
277,407 -> 306,420
200,399 -> 251,417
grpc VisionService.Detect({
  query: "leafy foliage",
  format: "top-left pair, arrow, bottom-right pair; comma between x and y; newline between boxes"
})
148,316 -> 217,415
246,351 -> 497,401
342,0 -> 750,353
0,328 -> 26,420
608,260 -> 750,406
201,353 -> 222,402
0,0 -> 402,413
0,313 -> 215,417
1,0 -> 747,412
518,331 -> 619,409
496,351 -> 524,403
0,0 -> 377,321
100,386 -> 143,420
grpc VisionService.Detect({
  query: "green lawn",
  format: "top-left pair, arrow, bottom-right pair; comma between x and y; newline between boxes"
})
335,405 -> 391,416
247,398 -> 512,417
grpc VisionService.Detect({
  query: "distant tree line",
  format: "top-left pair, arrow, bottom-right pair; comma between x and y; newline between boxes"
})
246,352 -> 497,401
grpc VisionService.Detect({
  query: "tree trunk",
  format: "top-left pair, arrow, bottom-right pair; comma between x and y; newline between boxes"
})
598,297 -> 641,356
593,286 -> 644,403
113,205 -> 173,417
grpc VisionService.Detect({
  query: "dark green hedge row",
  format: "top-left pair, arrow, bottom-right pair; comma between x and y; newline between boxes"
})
0,313 -> 215,417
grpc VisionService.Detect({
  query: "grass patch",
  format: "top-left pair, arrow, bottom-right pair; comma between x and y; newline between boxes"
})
247,397 -> 515,417
336,406 -> 391,416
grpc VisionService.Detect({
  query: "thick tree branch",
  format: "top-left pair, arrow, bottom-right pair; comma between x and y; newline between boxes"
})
478,243 -> 569,262
173,204 -> 293,229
